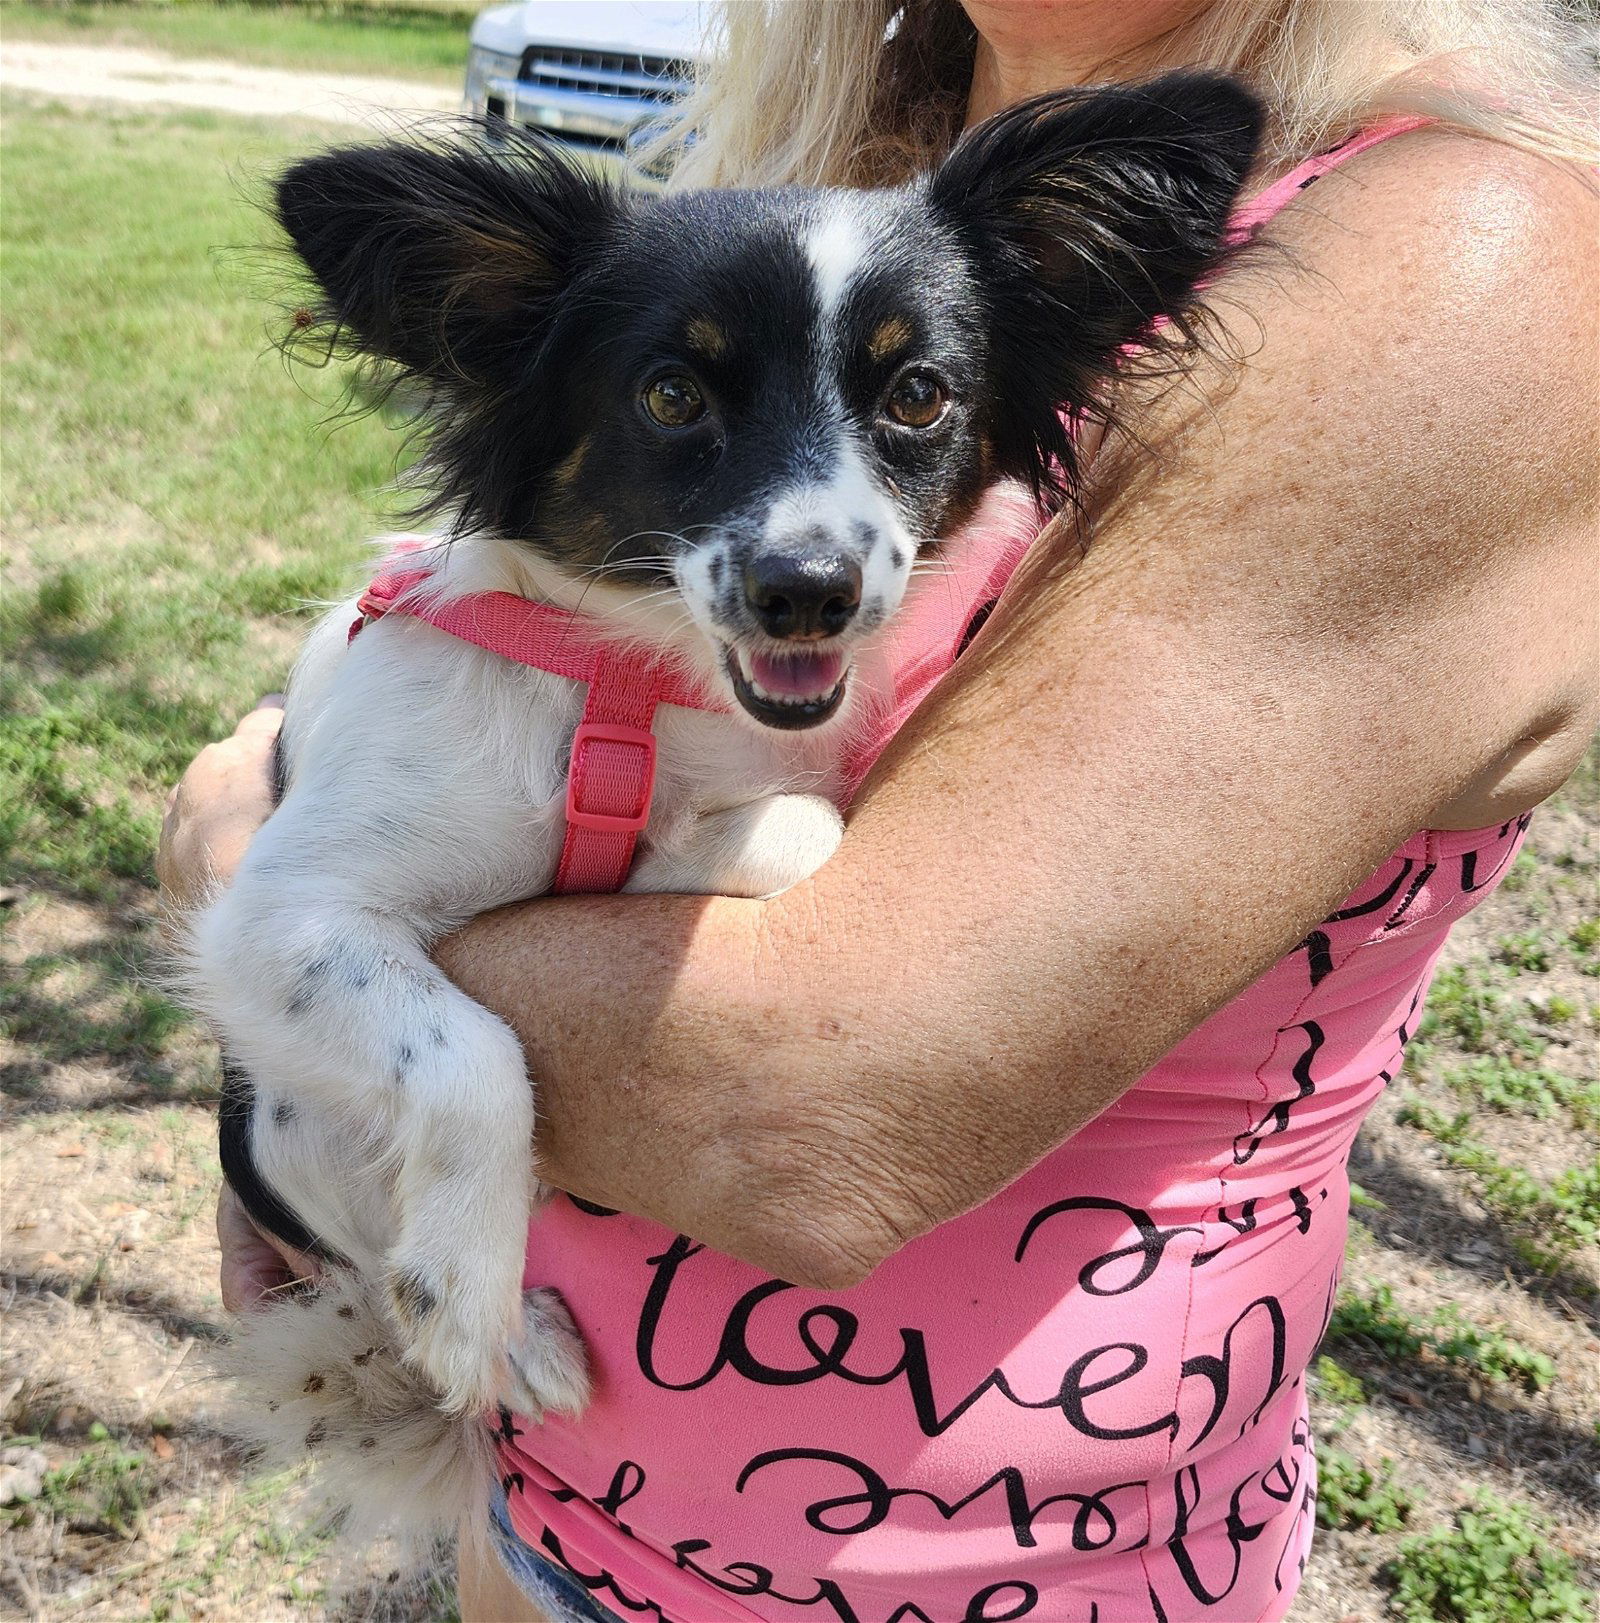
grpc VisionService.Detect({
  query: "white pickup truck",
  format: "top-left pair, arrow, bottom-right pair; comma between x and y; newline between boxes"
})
464,1 -> 704,154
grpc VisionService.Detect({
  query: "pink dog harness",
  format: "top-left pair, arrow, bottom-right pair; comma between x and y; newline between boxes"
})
351,565 -> 726,894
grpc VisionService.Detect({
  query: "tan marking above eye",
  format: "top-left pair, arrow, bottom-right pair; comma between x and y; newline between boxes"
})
867,315 -> 915,363
551,436 -> 591,487
684,317 -> 728,359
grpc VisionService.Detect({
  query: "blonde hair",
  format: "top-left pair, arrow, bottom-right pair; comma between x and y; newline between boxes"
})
645,0 -> 1598,189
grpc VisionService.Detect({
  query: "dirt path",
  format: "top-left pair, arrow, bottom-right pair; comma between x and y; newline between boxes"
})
0,40 -> 459,125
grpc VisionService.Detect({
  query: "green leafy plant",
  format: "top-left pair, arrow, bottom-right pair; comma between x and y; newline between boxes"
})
1441,1056 -> 1600,1130
1414,965 -> 1548,1062
1495,931 -> 1553,972
1397,1108 -> 1600,1270
1311,1353 -> 1368,1409
1428,1309 -> 1556,1393
1317,1446 -> 1414,1533
1325,1287 -> 1558,1393
1326,1284 -> 1425,1360
1388,1493 -> 1592,1623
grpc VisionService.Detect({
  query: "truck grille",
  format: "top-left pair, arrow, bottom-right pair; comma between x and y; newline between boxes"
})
517,46 -> 691,105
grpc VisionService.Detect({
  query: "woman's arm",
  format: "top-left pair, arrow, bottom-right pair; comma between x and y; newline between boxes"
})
171,133 -> 1596,1290
431,132 -> 1597,1284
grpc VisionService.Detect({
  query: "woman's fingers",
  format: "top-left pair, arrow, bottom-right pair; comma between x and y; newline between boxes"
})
157,697 -> 284,907
216,1184 -> 320,1313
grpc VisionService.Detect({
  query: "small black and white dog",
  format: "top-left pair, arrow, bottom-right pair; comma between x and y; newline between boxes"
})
190,73 -> 1261,1541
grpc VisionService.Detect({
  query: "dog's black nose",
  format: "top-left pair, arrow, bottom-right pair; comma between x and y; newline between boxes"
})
743,551 -> 862,640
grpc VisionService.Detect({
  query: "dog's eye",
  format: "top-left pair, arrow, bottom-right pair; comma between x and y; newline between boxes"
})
642,375 -> 705,429
884,371 -> 948,430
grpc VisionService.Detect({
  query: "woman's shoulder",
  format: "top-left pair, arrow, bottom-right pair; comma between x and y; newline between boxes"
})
1263,123 -> 1596,333
1248,125 -> 1598,826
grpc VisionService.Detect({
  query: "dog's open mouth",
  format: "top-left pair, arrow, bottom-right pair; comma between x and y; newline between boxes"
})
723,646 -> 848,730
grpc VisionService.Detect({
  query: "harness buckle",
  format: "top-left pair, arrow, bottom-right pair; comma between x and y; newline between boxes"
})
565,721 -> 658,834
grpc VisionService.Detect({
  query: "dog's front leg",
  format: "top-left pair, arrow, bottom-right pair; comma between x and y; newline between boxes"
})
194,880 -> 586,1419
627,792 -> 845,899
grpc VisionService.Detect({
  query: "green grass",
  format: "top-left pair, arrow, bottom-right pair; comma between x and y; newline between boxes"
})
1326,1284 -> 1559,1392
1388,1493 -> 1593,1623
1,98 -> 412,900
0,1 -> 471,82
1397,1105 -> 1600,1270
4,1424 -> 150,1540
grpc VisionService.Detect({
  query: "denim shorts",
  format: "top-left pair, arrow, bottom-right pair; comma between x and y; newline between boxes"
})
488,1485 -> 623,1623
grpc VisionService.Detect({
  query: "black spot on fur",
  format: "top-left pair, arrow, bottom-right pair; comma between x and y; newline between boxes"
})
267,1400 -> 280,1413
336,1303 -> 356,1320
390,1272 -> 438,1326
361,1436 -> 378,1450
303,1373 -> 325,1394
352,1347 -> 377,1367
305,1420 -> 328,1449
286,956 -> 332,1017
271,1097 -> 295,1127
889,544 -> 907,571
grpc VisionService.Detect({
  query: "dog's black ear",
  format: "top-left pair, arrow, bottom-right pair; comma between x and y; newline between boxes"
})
275,132 -> 615,386
928,71 -> 1263,494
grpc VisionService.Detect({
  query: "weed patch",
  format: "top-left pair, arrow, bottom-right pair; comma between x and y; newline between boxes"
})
1388,1492 -> 1593,1623
1439,1055 -> 1600,1131
8,1424 -> 149,1540
1316,1446 -> 1414,1533
1326,1285 -> 1559,1392
1399,1106 -> 1600,1269
1412,964 -> 1547,1065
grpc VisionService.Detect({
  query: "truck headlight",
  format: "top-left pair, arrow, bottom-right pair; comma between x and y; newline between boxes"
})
466,44 -> 522,111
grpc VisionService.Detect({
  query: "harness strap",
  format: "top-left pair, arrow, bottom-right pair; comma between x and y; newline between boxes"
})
555,650 -> 660,895
350,560 -> 722,895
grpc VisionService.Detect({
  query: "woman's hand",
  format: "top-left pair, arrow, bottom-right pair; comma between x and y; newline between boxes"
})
216,1183 -> 321,1311
160,699 -> 298,1310
157,697 -> 282,909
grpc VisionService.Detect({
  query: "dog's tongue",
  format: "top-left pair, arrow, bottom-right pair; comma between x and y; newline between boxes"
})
750,648 -> 845,700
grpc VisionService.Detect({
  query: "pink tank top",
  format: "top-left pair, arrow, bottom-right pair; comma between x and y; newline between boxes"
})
495,117 -> 1511,1623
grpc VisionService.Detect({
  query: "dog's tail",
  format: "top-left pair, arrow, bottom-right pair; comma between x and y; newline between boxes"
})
220,1268 -> 495,1562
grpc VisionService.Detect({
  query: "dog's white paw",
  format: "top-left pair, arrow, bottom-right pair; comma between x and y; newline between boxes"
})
387,1263 -> 510,1415
503,1286 -> 590,1421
